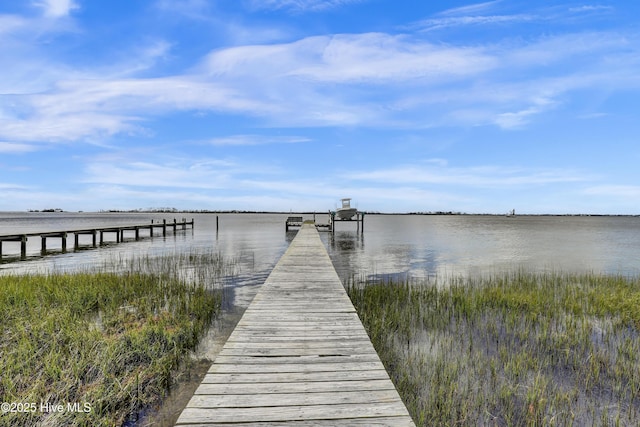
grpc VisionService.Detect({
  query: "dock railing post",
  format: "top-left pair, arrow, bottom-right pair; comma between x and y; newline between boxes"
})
21,235 -> 27,259
331,211 -> 335,234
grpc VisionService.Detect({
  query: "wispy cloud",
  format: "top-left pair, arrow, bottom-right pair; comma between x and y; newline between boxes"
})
345,162 -> 591,188
0,15 -> 28,36
0,142 -> 37,153
35,0 -> 79,18
569,5 -> 614,13
584,185 -> 640,198
438,1 -> 503,16
414,14 -> 534,32
244,0 -> 364,13
0,183 -> 32,190
208,135 -> 311,146
83,161 -> 232,189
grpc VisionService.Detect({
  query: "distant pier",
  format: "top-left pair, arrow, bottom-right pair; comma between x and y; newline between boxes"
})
0,218 -> 193,261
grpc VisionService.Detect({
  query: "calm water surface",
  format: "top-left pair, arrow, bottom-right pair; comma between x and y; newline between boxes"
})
2,212 -> 640,308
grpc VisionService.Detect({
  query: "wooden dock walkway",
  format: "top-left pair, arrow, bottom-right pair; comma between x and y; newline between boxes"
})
175,224 -> 415,426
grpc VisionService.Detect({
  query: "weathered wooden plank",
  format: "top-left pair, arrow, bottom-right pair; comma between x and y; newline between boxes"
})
176,401 -> 411,424
192,379 -> 398,396
175,224 -> 414,426
210,354 -> 382,365
229,326 -> 367,333
219,338 -> 373,349
217,347 -> 375,357
225,336 -> 371,344
226,335 -> 370,343
208,361 -> 386,374
174,418 -> 414,427
187,389 -> 403,408
201,369 -> 391,384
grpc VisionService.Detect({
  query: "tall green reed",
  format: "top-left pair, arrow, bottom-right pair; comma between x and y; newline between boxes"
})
348,272 -> 640,426
0,250 -> 234,427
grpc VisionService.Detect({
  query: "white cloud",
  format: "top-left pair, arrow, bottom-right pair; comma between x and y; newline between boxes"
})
0,142 -> 37,153
0,183 -> 32,190
204,33 -> 496,83
0,15 -> 28,36
345,163 -> 590,188
245,0 -> 364,12
584,185 -> 640,198
208,135 -> 311,146
493,96 -> 557,129
0,76 -> 273,142
83,161 -> 234,189
415,14 -> 534,32
438,1 -> 503,16
569,5 -> 614,13
36,0 -> 78,18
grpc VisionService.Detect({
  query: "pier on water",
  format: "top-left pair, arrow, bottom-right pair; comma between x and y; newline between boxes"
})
0,218 -> 193,261
176,223 -> 414,426
286,212 -> 365,233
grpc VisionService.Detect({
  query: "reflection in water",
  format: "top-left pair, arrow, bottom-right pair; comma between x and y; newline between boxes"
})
322,214 -> 640,283
3,212 -> 640,289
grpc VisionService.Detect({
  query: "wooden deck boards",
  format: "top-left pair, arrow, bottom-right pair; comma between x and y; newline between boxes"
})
175,224 -> 415,426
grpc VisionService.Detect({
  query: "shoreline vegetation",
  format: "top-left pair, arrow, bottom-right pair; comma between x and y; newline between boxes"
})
0,251 -> 234,427
347,272 -> 640,426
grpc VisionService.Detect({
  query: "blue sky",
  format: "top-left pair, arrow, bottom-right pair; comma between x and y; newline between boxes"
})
1,0 -> 639,214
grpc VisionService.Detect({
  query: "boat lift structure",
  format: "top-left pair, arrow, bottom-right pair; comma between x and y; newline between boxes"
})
286,211 -> 365,234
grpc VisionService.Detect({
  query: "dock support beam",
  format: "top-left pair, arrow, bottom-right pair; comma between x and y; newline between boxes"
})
41,233 -> 67,255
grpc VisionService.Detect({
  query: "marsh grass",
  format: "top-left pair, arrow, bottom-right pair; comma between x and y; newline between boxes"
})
0,250 -> 234,426
348,272 -> 640,426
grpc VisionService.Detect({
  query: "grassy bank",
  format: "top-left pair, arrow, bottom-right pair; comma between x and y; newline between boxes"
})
0,251 -> 232,426
347,272 -> 640,426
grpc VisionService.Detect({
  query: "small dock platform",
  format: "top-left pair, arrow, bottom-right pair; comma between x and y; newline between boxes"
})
286,213 -> 365,233
176,224 -> 414,426
0,218 -> 193,261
